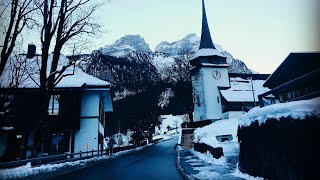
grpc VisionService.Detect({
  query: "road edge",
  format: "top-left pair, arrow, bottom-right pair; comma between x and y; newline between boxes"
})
176,146 -> 194,180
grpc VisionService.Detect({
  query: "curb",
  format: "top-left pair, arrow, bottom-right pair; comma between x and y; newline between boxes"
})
176,147 -> 194,180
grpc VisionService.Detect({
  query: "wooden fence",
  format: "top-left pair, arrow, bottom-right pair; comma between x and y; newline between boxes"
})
238,116 -> 320,179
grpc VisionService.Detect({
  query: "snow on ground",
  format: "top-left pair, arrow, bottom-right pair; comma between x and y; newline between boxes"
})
152,134 -> 174,141
239,97 -> 320,127
104,130 -> 133,148
0,143 -> 154,180
155,114 -> 184,135
232,164 -> 264,180
190,150 -> 227,166
194,118 -> 239,156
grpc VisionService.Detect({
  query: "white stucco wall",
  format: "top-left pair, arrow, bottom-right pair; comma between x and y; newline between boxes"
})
74,91 -> 100,153
202,67 -> 229,120
192,70 -> 206,122
192,67 -> 230,122
74,118 -> 99,153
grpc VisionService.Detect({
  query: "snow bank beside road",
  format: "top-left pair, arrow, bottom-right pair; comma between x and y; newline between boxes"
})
191,150 -> 227,166
194,118 -> 239,156
232,164 -> 264,180
239,97 -> 320,127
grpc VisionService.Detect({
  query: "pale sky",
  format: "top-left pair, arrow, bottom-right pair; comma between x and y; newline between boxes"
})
90,0 -> 319,74
22,0 -> 320,74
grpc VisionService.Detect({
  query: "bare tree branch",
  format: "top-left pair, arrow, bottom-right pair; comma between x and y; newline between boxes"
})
0,0 -> 35,76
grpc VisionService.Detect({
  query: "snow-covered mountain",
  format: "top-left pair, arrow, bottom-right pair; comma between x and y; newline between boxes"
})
81,33 -> 253,112
99,33 -> 252,74
99,35 -> 151,57
155,33 -> 252,74
155,33 -> 200,58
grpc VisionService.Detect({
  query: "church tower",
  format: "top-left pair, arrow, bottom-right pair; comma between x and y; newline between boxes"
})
190,0 -> 229,122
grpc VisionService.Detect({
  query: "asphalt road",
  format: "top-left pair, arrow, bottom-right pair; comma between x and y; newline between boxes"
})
52,137 -> 183,180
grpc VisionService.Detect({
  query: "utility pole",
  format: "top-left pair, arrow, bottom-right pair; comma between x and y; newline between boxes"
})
250,77 -> 256,107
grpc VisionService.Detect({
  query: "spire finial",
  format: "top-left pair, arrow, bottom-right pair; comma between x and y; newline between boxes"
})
199,0 -> 215,50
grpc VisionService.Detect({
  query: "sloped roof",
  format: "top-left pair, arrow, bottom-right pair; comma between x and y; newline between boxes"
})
0,54 -> 110,89
220,77 -> 270,102
264,52 -> 320,89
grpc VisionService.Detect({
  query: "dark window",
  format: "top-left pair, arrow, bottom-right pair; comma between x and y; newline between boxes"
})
221,137 -> 229,142
196,95 -> 201,106
99,102 -> 105,127
217,97 -> 220,103
47,131 -> 70,154
48,95 -> 60,115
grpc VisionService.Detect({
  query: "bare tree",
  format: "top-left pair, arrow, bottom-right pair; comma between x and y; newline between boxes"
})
0,0 -> 35,76
33,0 -> 101,155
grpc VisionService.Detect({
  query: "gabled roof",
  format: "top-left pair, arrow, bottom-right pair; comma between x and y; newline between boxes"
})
0,54 -> 110,89
264,52 -> 320,89
220,76 -> 270,102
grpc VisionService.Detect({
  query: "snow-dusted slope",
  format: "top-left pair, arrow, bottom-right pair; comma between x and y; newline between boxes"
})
155,33 -> 200,58
99,35 -> 151,57
155,33 -> 252,74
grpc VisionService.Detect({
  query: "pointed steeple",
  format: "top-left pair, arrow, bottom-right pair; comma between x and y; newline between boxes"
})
199,0 -> 215,50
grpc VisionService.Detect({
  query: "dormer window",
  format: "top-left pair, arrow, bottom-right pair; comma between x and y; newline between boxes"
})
48,95 -> 60,115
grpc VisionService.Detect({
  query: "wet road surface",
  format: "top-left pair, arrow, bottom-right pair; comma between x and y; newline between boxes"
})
53,137 -> 183,180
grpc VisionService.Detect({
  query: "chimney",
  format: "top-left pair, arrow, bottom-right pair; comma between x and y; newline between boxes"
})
27,44 -> 36,59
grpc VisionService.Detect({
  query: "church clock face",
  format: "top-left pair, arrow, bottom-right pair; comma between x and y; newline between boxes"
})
212,70 -> 221,80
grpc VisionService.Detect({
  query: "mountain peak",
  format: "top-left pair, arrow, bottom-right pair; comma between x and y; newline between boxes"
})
99,34 -> 151,57
155,33 -> 200,56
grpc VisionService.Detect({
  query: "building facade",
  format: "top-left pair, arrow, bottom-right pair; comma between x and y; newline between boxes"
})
0,50 -> 113,162
259,52 -> 320,106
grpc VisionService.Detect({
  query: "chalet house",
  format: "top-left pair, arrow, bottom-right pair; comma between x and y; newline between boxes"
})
0,46 -> 113,162
259,52 -> 320,106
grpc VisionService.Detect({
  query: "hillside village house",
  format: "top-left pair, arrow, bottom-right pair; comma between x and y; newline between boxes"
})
259,52 -> 320,106
0,45 -> 113,162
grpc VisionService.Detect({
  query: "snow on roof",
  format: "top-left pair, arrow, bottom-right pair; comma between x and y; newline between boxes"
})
239,97 -> 320,127
220,77 -> 270,102
200,63 -> 229,67
0,54 -> 109,89
192,48 -> 224,59
56,68 -> 109,88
